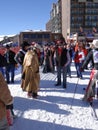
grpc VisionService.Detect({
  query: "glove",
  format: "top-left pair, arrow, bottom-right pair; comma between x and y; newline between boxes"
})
6,104 -> 14,109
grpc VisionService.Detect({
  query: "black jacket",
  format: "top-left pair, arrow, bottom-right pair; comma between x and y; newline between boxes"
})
60,48 -> 68,67
0,54 -> 7,67
4,50 -> 17,65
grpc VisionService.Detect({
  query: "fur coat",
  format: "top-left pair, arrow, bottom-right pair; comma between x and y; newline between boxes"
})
0,72 -> 13,120
21,50 -> 40,93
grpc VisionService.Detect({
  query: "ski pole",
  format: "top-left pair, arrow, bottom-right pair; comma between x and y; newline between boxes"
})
70,78 -> 79,109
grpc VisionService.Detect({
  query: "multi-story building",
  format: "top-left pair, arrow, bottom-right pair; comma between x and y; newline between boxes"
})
46,0 -> 98,41
46,1 -> 62,33
70,0 -> 98,32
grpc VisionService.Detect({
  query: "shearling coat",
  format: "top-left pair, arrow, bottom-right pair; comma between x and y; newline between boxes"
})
21,50 -> 40,93
0,72 -> 13,120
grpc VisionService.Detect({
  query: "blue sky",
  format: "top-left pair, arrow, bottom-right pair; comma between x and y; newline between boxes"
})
0,0 -> 57,35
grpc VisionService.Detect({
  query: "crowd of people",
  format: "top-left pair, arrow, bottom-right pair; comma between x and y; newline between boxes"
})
1,38 -> 98,129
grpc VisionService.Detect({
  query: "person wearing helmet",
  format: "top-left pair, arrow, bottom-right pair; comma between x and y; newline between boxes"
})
81,39 -> 98,104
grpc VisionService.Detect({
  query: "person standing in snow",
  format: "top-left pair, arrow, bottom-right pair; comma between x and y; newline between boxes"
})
81,39 -> 98,103
74,43 -> 85,79
55,41 -> 70,88
0,72 -> 13,130
21,46 -> 40,98
4,45 -> 17,84
66,43 -> 73,77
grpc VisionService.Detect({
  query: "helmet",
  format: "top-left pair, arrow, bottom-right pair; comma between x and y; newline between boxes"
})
92,39 -> 98,48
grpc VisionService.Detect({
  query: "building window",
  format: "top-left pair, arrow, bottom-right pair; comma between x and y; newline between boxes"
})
23,34 -> 30,38
43,34 -> 50,38
31,34 -> 36,38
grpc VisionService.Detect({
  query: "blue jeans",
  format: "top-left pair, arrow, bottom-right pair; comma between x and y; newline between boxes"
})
67,62 -> 71,77
75,62 -> 82,78
57,66 -> 67,87
0,67 -> 5,77
5,64 -> 15,83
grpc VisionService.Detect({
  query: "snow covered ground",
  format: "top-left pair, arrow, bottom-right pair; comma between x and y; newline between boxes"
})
8,62 -> 98,130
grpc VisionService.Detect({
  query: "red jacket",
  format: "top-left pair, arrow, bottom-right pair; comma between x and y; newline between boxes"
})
74,51 -> 85,63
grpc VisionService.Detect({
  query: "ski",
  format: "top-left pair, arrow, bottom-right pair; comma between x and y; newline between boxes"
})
89,102 -> 98,120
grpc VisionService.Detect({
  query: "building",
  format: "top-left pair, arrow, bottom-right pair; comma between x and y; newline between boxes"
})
46,1 -> 62,33
46,0 -> 98,41
19,30 -> 62,45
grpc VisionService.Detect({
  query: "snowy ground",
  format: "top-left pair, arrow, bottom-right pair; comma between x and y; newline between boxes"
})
8,62 -> 98,130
